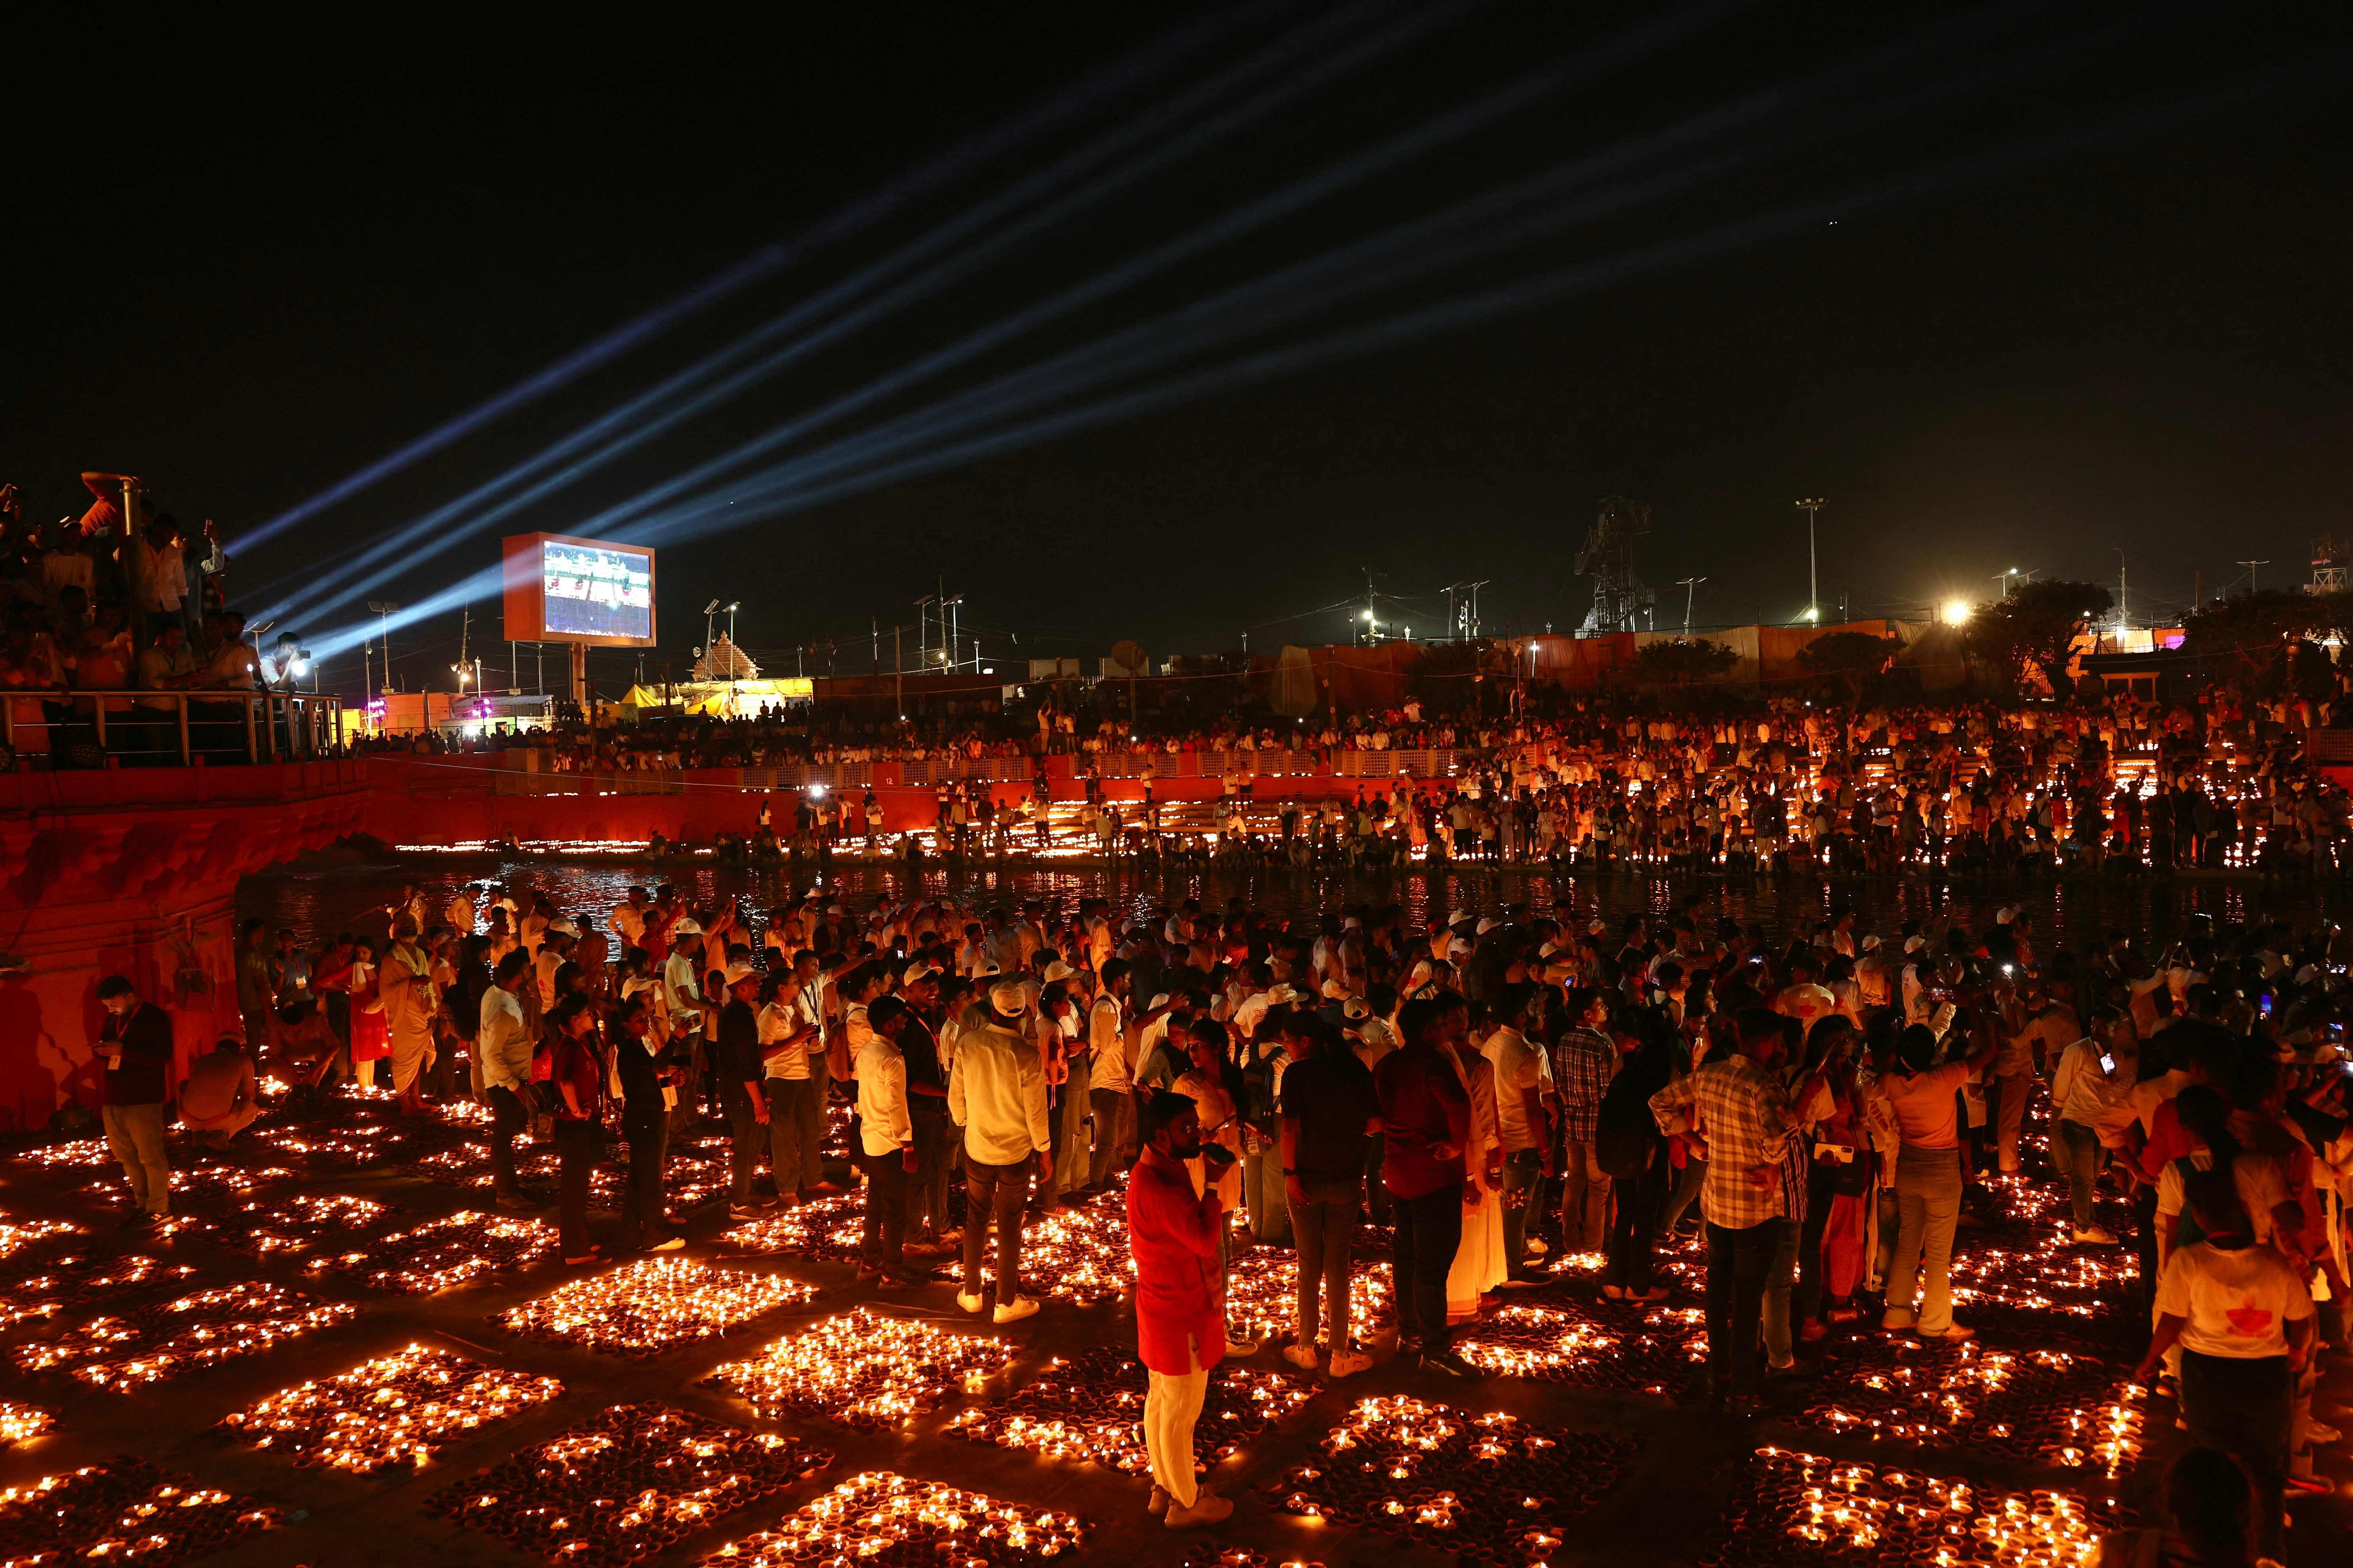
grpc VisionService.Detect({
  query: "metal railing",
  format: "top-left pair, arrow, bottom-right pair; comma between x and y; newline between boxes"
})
1,689 -> 344,769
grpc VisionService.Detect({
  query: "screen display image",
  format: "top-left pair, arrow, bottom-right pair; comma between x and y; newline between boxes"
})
540,541 -> 653,641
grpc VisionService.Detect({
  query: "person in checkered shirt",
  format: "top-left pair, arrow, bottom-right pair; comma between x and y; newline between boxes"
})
1648,1007 -> 1827,1410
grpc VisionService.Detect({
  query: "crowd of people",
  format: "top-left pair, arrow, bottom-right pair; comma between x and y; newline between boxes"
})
10,469 -> 2353,887
0,476 -> 320,762
84,868 -> 2343,1543
338,680 -> 2353,882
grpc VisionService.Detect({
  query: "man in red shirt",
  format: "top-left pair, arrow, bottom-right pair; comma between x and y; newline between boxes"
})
1375,995 -> 1480,1377
1127,1089 -> 1234,1529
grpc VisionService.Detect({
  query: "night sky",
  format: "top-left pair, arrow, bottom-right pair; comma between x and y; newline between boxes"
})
7,4 -> 2349,693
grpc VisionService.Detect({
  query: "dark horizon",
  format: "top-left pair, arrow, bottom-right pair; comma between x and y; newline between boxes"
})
7,3 -> 2350,696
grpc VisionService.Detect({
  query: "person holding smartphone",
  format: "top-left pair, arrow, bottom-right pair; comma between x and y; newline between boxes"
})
2050,1007 -> 2134,1243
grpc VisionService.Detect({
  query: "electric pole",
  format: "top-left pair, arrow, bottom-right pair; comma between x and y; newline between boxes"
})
2238,559 -> 2268,597
1464,579 -> 1490,641
366,601 -> 398,691
1675,576 -> 1705,636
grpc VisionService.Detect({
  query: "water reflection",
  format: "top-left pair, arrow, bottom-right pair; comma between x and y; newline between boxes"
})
238,853 -> 2352,947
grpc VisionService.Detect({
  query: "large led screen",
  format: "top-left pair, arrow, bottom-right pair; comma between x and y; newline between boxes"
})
501,533 -> 658,647
542,540 -> 652,640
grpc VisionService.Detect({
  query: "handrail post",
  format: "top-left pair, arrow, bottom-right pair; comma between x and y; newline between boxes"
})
245,696 -> 261,764
177,696 -> 193,766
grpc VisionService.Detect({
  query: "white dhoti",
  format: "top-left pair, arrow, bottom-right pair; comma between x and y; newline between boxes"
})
1143,1336 -> 1209,1509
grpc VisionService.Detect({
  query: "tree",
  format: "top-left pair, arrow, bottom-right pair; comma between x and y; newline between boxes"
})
1961,579 -> 2111,696
2180,589 -> 2349,693
1797,631 -> 1900,701
1409,640 -> 1504,713
1632,637 -> 1739,686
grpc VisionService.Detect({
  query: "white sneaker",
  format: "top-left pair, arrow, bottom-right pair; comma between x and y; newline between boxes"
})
2306,1420 -> 2342,1444
993,1296 -> 1040,1325
956,1291 -> 987,1315
1282,1343 -> 1320,1370
1224,1336 -> 1260,1357
1328,1350 -> 1372,1378
2072,1225 -> 2117,1245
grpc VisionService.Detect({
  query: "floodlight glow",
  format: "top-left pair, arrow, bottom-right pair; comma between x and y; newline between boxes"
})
1943,599 -> 1973,624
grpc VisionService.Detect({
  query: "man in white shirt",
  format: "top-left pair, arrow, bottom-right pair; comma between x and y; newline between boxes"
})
948,980 -> 1053,1324
2048,1012 -> 2130,1243
475,951 -> 537,1212
1483,984 -> 1554,1284
856,996 -> 918,1286
660,921 -> 703,1029
758,975 -> 820,1201
609,887 -> 649,949
1087,959 -> 1142,1189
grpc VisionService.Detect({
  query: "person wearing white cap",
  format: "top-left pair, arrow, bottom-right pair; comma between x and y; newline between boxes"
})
948,980 -> 1053,1324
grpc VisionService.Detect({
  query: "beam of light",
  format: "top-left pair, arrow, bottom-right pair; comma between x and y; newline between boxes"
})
610,53 -> 2344,562
301,1 -> 2039,653
309,49 -> 2338,671
236,2 -> 1265,550
255,1 -> 1393,616
543,0 -> 1764,547
584,1 -> 2098,540
259,0 -> 1458,630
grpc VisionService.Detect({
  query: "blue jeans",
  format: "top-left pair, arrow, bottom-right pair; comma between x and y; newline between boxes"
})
1391,1184 -> 1463,1354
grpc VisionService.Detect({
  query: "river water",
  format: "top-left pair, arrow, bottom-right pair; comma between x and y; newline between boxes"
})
236,851 -> 2353,950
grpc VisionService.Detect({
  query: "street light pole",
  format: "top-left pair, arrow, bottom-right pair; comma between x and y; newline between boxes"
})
2238,558 -> 2268,597
1795,498 -> 1824,621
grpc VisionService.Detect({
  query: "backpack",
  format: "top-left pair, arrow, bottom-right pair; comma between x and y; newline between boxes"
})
1594,1066 -> 1656,1180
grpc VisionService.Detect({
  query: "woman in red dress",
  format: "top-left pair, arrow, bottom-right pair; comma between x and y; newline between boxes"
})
346,936 -> 390,1087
